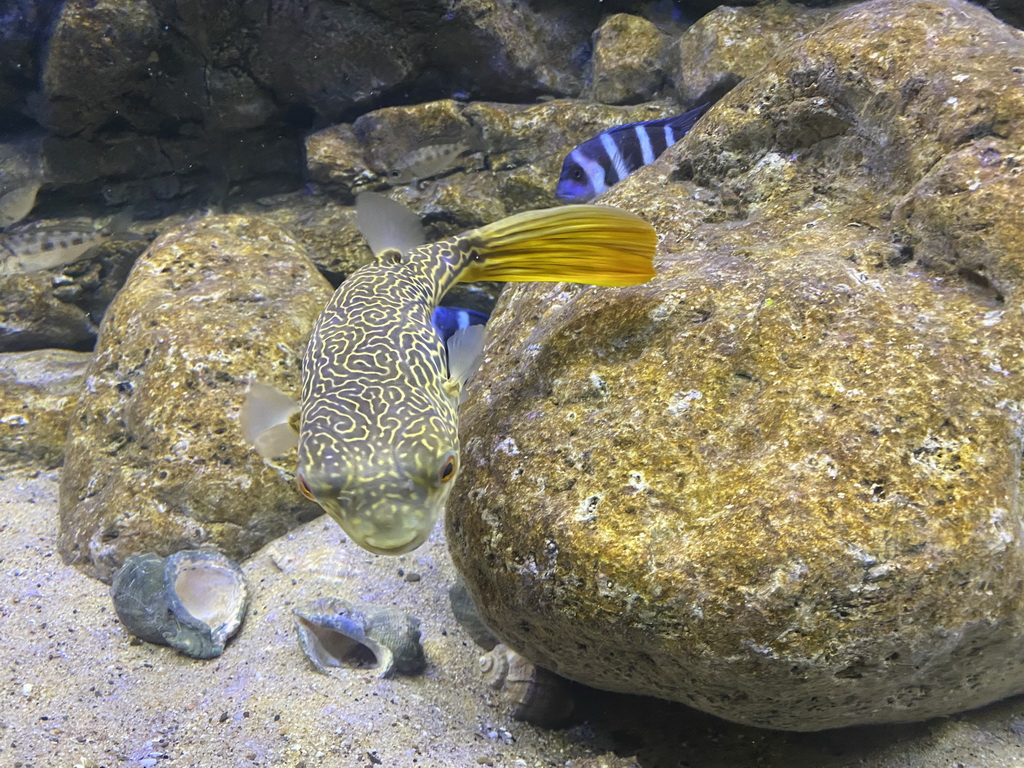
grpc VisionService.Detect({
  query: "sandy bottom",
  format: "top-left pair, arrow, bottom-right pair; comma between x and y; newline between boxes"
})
5,470 -> 1024,768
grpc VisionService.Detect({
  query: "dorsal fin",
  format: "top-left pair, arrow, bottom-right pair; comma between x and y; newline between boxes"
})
356,192 -> 425,258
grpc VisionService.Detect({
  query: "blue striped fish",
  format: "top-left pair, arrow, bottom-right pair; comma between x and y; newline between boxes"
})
555,103 -> 710,202
432,305 -> 488,345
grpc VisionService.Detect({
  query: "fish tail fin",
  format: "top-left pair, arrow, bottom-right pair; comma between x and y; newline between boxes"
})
457,205 -> 657,287
668,102 -> 711,135
102,207 -> 134,235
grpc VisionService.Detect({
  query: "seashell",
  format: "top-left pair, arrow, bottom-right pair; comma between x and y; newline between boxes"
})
110,549 -> 249,659
293,597 -> 426,678
448,578 -> 499,650
479,644 -> 574,726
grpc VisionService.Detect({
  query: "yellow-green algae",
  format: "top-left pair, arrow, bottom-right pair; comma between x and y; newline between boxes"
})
58,216 -> 331,583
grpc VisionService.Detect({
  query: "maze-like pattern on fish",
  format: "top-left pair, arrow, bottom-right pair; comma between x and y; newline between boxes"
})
298,236 -> 477,548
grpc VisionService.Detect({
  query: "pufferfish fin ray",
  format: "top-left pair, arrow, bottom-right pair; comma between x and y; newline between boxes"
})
356,191 -> 425,258
241,381 -> 300,459
255,422 -> 301,459
443,323 -> 487,403
457,204 -> 657,287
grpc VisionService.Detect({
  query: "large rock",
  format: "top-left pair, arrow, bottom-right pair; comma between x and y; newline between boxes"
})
671,1 -> 837,106
589,14 -> 670,105
58,216 -> 330,583
448,0 -> 1024,731
13,0 -> 603,212
41,0 -> 164,136
428,0 -> 595,100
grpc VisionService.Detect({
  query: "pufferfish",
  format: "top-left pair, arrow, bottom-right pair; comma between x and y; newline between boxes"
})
243,193 -> 657,555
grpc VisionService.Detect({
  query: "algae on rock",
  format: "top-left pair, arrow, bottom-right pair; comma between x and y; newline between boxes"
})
448,0 -> 1024,731
58,216 -> 331,583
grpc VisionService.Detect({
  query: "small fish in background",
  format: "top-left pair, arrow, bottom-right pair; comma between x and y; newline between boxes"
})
0,209 -> 134,276
0,181 -> 41,229
385,127 -> 486,187
555,103 -> 711,202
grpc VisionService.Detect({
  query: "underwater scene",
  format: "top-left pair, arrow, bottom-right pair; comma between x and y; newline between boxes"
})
3,0 -> 1024,766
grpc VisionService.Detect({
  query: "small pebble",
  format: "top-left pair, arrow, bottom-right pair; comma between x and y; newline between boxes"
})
404,571 -> 421,583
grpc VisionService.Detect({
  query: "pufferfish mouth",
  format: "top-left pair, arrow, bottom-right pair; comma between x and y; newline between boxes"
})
348,508 -> 433,555
321,494 -> 441,556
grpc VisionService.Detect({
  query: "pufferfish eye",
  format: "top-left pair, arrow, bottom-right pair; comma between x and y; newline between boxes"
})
439,452 -> 458,484
296,473 -> 316,501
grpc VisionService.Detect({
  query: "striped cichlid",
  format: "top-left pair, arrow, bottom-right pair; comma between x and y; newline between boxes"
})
555,103 -> 710,202
294,194 -> 657,554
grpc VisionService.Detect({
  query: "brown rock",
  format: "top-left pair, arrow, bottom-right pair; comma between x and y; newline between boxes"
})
58,215 -> 331,583
305,124 -> 375,201
0,349 -> 91,471
249,2 -> 423,119
0,272 -> 98,352
590,14 -> 670,105
430,0 -> 595,100
671,1 -> 837,106
41,0 -> 161,134
448,0 -> 1024,731
232,192 -> 371,280
0,219 -> 151,352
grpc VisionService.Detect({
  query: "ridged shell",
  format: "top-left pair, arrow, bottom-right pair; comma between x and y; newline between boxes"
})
479,644 -> 574,726
110,549 -> 249,659
293,597 -> 426,678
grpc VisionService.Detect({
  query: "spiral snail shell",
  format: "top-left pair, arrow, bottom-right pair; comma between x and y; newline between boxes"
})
293,597 -> 426,678
110,549 -> 249,659
479,644 -> 574,726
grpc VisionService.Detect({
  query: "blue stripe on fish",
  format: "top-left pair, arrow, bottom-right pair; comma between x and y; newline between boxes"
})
555,103 -> 710,202
432,306 -> 489,379
431,306 -> 488,344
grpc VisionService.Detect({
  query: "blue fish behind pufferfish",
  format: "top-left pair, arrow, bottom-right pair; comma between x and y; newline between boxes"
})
431,306 -> 488,345
555,103 -> 710,202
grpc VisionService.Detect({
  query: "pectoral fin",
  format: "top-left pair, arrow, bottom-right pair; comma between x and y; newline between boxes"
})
241,381 -> 300,459
443,323 -> 487,403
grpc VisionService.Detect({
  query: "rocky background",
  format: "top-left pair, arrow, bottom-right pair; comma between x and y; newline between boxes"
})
4,0 -> 1024,764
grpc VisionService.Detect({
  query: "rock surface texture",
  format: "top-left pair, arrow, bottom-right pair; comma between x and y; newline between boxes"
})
448,0 -> 1024,731
0,349 -> 91,470
671,1 -> 837,106
589,14 -> 670,105
58,216 -> 330,583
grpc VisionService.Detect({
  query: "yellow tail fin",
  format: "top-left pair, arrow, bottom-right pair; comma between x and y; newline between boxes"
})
458,205 -> 657,287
